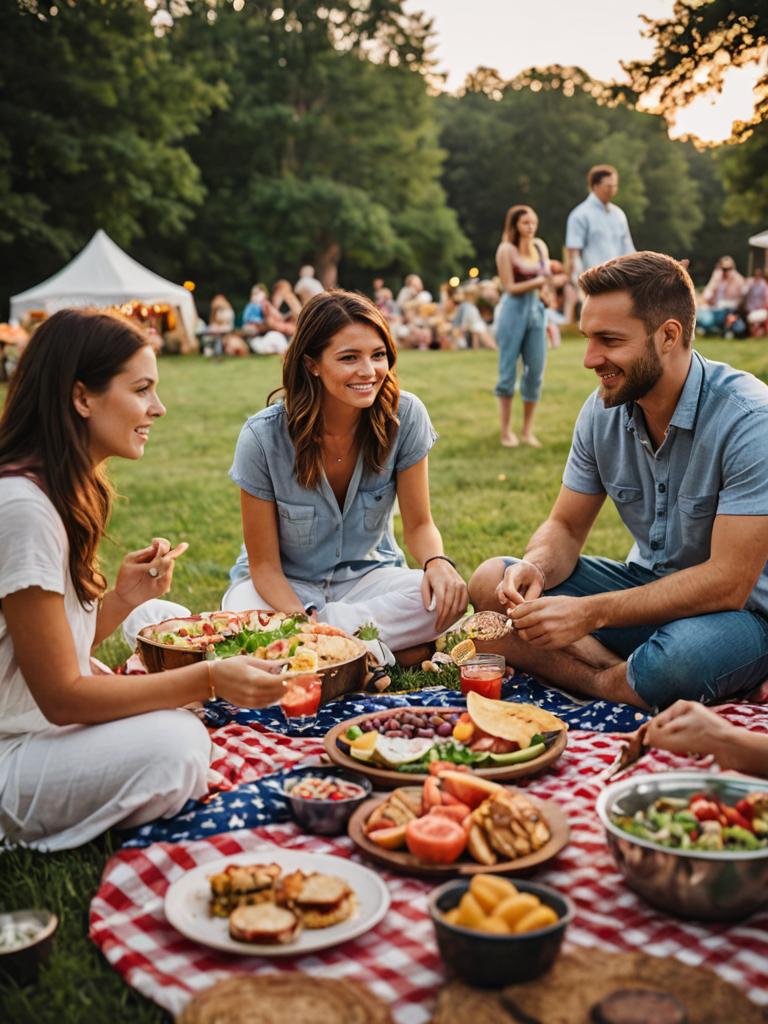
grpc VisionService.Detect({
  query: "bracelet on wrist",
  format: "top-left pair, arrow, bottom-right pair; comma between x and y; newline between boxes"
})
521,559 -> 547,587
423,554 -> 456,572
206,659 -> 217,702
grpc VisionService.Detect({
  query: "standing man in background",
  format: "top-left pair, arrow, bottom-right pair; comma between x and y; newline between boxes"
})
566,165 -> 635,285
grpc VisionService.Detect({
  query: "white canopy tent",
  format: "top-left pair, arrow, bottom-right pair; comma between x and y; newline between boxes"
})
10,229 -> 198,339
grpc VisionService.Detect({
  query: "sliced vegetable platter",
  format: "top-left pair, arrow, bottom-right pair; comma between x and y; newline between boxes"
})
347,785 -> 569,878
323,706 -> 567,788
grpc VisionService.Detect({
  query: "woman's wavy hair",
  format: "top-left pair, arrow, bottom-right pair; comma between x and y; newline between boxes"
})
502,204 -> 536,247
0,308 -> 150,607
269,290 -> 400,489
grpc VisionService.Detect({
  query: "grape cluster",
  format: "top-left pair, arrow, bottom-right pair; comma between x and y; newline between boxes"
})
359,709 -> 460,739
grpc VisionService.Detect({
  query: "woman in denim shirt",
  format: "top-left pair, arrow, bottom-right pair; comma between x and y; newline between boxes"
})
495,204 -> 551,448
223,291 -> 467,660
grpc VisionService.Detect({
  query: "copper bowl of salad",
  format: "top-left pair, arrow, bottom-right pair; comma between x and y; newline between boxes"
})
136,609 -> 368,704
596,771 -> 768,921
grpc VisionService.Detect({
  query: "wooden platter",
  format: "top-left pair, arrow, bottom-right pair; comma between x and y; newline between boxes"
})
347,787 -> 569,878
431,948 -> 766,1024
323,706 -> 567,789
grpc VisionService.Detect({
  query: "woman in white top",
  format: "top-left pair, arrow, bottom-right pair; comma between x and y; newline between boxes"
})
0,309 -> 287,850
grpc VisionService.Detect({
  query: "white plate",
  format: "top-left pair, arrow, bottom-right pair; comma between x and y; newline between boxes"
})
164,848 -> 391,957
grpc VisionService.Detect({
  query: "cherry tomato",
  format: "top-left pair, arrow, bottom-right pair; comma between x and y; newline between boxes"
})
405,815 -> 467,864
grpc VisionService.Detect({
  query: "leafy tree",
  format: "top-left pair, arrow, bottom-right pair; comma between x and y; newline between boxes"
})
619,0 -> 767,139
0,0 -> 224,311
438,68 -> 704,275
716,120 -> 768,228
157,1 -> 469,304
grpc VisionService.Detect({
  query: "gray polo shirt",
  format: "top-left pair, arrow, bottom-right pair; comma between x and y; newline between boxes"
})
563,352 -> 768,616
229,391 -> 437,585
565,192 -> 634,269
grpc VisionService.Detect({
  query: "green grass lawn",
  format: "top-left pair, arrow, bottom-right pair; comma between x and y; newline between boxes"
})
2,336 -> 766,1021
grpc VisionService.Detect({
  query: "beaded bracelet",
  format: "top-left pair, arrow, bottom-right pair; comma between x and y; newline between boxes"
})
206,660 -> 217,702
423,554 -> 457,571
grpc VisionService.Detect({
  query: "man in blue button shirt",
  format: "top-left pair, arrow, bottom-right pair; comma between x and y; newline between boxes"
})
565,165 -> 634,283
469,252 -> 768,710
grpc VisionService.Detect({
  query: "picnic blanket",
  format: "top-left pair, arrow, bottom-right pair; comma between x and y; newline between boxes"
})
199,674 -> 649,735
120,679 -> 648,848
91,705 -> 768,1023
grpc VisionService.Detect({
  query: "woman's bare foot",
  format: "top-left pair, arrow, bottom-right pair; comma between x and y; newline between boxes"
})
521,433 -> 543,448
501,432 -> 519,448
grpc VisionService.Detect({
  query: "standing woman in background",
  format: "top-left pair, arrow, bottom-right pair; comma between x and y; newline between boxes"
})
494,204 -> 551,448
0,309 -> 287,851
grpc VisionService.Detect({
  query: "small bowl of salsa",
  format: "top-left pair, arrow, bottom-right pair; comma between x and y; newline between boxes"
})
284,766 -> 373,835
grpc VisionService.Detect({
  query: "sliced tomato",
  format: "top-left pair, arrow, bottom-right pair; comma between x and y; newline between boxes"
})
405,815 -> 467,864
422,776 -> 443,812
428,760 -> 471,777
428,804 -> 472,824
257,610 -> 272,626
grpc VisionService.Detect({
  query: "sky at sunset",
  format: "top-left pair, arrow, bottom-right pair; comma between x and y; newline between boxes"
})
406,0 -> 764,144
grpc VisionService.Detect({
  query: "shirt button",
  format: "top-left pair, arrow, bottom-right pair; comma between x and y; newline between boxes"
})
650,540 -> 660,551
658,483 -> 666,493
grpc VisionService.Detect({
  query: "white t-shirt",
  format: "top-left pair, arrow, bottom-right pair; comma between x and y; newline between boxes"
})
0,478 -> 96,741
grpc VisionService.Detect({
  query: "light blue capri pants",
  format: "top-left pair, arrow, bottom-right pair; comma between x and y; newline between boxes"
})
503,555 -> 768,710
494,291 -> 547,400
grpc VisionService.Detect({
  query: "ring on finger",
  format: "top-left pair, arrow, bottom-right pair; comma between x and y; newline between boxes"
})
148,566 -> 159,578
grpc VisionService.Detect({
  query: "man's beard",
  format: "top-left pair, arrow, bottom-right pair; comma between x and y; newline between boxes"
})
600,338 -> 663,408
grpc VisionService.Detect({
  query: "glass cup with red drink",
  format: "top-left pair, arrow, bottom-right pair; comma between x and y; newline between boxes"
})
459,653 -> 506,700
279,673 -> 323,733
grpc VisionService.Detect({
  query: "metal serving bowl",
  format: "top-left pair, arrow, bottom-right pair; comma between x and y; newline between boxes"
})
136,611 -> 369,704
596,771 -> 768,921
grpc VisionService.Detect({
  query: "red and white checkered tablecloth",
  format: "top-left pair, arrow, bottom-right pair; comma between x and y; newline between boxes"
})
90,706 -> 768,1022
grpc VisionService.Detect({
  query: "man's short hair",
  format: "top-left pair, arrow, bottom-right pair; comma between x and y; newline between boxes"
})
588,164 -> 617,189
580,252 -> 696,348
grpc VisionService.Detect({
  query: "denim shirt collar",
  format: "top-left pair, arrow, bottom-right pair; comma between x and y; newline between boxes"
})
623,351 -> 704,435
586,191 -> 611,213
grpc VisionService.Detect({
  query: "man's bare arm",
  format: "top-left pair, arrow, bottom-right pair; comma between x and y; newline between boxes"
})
511,514 -> 768,648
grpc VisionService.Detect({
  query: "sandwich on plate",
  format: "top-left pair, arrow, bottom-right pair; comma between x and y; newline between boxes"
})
228,902 -> 303,945
277,871 -> 358,929
208,862 -> 281,917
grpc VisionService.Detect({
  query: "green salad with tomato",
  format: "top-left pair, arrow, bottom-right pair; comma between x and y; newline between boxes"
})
612,791 -> 768,852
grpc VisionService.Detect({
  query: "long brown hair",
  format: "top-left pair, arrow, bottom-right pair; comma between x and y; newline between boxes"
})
269,290 -> 400,489
0,308 -> 150,606
502,204 -> 535,247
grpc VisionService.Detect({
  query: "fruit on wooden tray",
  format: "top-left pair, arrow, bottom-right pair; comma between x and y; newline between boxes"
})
362,771 -> 552,867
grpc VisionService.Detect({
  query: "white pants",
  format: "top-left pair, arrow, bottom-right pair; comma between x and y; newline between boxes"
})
221,566 -> 439,653
0,710 -> 210,851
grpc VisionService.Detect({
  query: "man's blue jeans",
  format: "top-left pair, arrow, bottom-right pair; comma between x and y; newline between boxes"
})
503,556 -> 768,709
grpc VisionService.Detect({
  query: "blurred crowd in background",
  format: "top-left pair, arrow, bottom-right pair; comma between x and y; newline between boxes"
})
1,255 -> 767,381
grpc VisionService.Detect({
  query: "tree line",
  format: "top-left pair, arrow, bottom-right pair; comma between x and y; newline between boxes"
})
1,0 -> 764,315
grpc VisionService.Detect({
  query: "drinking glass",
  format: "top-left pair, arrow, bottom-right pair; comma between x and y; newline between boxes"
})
459,653 -> 505,700
278,674 -> 323,733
